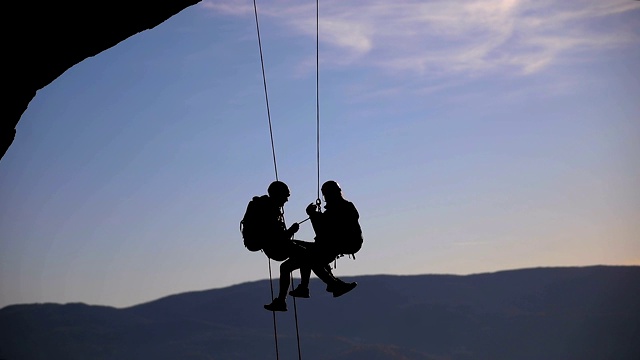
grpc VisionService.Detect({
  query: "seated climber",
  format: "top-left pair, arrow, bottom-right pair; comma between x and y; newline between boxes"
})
241,180 -> 300,261
241,181 -> 354,312
264,180 -> 362,311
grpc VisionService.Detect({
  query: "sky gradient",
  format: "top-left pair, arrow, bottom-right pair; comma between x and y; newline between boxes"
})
1,0 -> 639,309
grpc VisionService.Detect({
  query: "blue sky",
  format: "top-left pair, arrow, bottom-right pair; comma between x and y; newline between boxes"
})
1,0 -> 639,308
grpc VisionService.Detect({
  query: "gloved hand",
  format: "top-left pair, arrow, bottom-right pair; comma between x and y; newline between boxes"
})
306,203 -> 318,216
289,222 -> 300,233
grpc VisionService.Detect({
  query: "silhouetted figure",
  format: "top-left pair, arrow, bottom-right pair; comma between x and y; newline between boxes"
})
241,181 -> 351,312
241,181 -> 300,259
306,180 -> 363,258
265,181 -> 361,311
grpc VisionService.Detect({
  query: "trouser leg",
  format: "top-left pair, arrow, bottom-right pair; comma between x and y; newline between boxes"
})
324,264 -> 340,284
299,266 -> 311,287
290,241 -> 313,288
279,258 -> 302,299
311,264 -> 338,286
310,249 -> 340,287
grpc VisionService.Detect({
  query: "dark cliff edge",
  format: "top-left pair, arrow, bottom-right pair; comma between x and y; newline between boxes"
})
3,0 -> 201,161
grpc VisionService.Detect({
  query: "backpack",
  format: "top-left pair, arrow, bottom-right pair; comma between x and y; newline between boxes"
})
341,201 -> 363,256
336,221 -> 363,256
309,203 -> 363,257
240,195 -> 269,252
340,232 -> 363,256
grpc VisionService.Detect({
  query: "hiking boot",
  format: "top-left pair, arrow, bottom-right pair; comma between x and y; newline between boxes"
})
264,298 -> 287,312
289,285 -> 310,298
332,282 -> 357,298
326,278 -> 348,293
325,280 -> 340,293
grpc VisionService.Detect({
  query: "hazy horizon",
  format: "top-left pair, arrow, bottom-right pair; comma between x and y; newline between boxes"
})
2,264 -> 637,309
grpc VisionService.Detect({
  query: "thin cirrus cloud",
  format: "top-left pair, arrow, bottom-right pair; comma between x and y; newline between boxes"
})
202,0 -> 639,78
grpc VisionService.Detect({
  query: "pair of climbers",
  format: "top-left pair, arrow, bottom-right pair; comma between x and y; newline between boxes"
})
241,180 -> 363,311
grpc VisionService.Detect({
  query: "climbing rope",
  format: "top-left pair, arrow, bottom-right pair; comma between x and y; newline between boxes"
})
252,2 -> 282,358
265,254 -> 280,359
315,0 -> 321,208
253,0 -> 279,181
291,273 -> 303,360
252,1 -> 305,359
253,0 -> 324,358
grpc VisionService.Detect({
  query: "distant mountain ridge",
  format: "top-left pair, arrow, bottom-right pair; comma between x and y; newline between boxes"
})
1,266 -> 639,359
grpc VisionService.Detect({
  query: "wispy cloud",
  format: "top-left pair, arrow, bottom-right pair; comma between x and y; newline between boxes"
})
202,0 -> 640,78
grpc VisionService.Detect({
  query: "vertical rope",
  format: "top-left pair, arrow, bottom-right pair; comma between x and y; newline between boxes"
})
281,213 -> 303,360
253,1 -> 306,359
315,0 -> 321,205
253,0 -> 279,181
291,274 -> 302,360
267,255 -> 280,360
253,2 -> 281,359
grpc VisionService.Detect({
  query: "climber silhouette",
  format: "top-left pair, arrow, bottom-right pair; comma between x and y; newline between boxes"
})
244,181 -> 301,261
241,181 -> 352,311
305,180 -> 363,258
264,180 -> 360,311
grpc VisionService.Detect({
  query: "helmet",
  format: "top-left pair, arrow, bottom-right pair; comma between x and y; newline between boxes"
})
268,181 -> 290,197
321,180 -> 341,195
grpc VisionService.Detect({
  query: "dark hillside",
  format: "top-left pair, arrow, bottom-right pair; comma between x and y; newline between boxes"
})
1,266 -> 638,359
